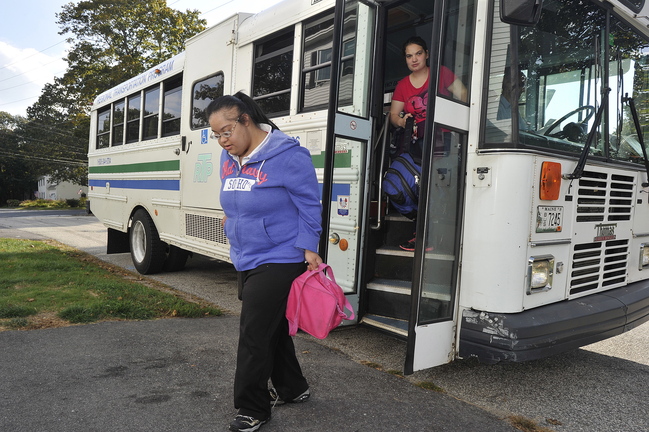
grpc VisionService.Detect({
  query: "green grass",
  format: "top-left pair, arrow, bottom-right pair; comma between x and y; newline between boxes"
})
0,238 -> 221,330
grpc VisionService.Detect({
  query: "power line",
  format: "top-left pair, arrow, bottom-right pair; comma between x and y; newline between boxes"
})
0,41 -> 66,72
0,150 -> 87,167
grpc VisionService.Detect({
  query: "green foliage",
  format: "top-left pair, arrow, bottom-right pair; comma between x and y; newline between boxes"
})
0,305 -> 38,319
0,112 -> 39,205
0,238 -> 222,329
17,199 -> 85,209
16,0 -> 207,186
6,199 -> 21,207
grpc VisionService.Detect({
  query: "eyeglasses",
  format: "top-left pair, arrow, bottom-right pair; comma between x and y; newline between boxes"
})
210,116 -> 240,140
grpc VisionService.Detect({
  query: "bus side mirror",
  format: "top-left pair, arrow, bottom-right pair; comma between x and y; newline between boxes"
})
500,0 -> 543,26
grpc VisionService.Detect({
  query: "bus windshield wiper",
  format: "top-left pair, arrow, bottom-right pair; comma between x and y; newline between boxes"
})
564,88 -> 609,180
621,93 -> 649,188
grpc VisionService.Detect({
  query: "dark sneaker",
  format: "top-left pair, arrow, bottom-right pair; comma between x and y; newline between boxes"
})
399,237 -> 416,251
270,387 -> 310,407
229,415 -> 268,432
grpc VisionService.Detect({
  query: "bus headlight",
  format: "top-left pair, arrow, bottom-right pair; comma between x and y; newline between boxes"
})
527,255 -> 554,294
639,244 -> 649,270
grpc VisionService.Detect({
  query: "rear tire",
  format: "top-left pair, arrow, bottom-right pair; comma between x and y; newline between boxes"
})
130,209 -> 166,274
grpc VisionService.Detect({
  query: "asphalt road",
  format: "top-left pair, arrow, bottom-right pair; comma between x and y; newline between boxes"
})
1,209 -> 648,432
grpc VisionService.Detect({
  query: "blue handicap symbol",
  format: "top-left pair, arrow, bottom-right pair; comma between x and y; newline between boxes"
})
201,129 -> 209,144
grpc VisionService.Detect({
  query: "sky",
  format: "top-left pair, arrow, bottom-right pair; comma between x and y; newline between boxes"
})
0,0 -> 283,117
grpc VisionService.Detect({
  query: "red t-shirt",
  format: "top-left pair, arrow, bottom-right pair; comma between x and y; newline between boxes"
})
392,66 -> 457,136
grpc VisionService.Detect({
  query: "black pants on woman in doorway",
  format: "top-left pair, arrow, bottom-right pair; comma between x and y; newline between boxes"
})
234,262 -> 309,421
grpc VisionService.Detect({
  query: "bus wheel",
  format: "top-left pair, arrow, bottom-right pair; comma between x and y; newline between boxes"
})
164,245 -> 190,272
130,209 -> 166,274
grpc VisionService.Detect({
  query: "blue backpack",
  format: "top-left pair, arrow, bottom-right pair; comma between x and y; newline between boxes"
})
382,152 -> 421,220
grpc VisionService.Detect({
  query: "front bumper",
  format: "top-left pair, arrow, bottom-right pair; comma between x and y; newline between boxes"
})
459,281 -> 649,364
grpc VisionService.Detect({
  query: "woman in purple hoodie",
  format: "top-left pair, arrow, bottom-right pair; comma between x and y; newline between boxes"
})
206,92 -> 322,432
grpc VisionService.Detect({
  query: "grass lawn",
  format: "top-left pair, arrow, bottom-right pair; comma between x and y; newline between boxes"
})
0,238 -> 222,330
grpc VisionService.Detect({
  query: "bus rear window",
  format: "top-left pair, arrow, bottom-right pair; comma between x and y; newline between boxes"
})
191,73 -> 224,129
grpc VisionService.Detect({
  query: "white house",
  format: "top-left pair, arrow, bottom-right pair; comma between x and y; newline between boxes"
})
36,176 -> 87,201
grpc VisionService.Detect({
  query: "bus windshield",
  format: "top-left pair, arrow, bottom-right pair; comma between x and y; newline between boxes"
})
484,0 -> 649,167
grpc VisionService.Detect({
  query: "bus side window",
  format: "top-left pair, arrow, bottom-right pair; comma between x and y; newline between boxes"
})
162,75 -> 182,137
301,11 -> 334,112
252,29 -> 294,116
143,86 -> 160,141
191,73 -> 224,129
112,100 -> 125,146
97,107 -> 110,149
126,93 -> 142,143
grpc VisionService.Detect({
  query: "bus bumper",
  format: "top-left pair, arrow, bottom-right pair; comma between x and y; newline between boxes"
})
458,281 -> 649,364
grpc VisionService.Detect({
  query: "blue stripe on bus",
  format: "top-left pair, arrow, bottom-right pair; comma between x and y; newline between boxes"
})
89,179 -> 180,191
319,183 -> 351,201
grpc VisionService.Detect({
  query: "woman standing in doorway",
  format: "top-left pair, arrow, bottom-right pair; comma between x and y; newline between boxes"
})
388,35 -> 466,250
206,92 -> 322,432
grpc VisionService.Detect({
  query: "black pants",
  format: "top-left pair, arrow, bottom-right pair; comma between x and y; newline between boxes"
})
234,262 -> 309,420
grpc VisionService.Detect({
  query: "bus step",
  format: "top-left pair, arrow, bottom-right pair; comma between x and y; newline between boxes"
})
366,279 -> 411,320
361,314 -> 408,338
374,249 -> 413,280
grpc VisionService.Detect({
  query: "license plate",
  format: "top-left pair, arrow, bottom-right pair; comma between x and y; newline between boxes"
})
536,206 -> 563,233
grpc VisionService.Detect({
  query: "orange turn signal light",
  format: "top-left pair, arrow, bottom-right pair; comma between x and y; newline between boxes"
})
540,161 -> 561,200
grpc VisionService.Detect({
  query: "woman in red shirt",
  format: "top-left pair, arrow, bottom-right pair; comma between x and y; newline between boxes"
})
388,36 -> 466,251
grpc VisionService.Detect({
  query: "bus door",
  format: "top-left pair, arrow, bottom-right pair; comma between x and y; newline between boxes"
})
320,0 -> 378,320
360,0 -> 474,373
404,0 -> 472,373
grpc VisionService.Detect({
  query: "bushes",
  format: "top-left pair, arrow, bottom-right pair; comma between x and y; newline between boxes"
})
6,199 -> 21,207
16,199 -> 85,209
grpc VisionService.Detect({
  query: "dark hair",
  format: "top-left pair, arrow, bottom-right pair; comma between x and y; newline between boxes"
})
205,91 -> 279,130
402,36 -> 428,56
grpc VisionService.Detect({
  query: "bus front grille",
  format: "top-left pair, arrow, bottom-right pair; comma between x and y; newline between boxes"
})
576,171 -> 634,223
569,239 -> 629,295
185,213 -> 228,245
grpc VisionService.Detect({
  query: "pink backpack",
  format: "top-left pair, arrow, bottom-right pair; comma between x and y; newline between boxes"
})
286,263 -> 355,339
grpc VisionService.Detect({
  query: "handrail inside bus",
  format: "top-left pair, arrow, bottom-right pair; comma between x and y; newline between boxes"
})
371,112 -> 390,231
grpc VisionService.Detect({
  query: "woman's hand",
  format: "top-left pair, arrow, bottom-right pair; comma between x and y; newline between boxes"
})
304,250 -> 323,271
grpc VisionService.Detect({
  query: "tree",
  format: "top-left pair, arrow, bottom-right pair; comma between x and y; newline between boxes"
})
20,0 -> 207,186
0,112 -> 39,204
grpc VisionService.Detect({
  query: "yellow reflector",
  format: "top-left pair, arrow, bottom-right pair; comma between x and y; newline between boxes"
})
540,161 -> 561,200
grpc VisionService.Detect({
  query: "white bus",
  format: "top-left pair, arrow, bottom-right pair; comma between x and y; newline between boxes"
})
88,0 -> 649,373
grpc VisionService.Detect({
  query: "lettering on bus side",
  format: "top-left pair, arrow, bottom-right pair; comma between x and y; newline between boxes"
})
194,153 -> 214,183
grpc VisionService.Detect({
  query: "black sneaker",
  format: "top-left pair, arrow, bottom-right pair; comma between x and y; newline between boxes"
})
269,387 -> 310,407
229,415 -> 268,432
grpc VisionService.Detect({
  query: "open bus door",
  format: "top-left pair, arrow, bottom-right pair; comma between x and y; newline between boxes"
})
320,0 -> 379,321
403,0 -> 471,374
348,0 -> 472,374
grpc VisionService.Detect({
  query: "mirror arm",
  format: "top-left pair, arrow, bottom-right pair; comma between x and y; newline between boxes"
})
563,88 -> 610,180
622,93 -> 649,187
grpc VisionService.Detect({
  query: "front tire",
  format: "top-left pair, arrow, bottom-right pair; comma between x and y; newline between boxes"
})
130,209 -> 166,274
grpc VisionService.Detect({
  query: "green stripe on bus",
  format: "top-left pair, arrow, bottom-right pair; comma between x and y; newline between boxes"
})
89,160 -> 180,174
311,152 -> 352,169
